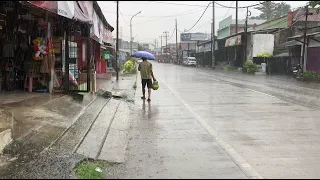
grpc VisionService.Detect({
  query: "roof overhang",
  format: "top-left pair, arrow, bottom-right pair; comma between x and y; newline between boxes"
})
277,40 -> 302,48
287,32 -> 320,44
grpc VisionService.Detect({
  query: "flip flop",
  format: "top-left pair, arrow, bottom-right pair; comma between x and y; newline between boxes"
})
141,96 -> 146,99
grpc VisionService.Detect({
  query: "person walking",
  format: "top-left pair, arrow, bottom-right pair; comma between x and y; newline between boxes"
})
138,57 -> 156,102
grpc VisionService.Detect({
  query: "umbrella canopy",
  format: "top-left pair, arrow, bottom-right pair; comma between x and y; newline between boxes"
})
132,51 -> 155,60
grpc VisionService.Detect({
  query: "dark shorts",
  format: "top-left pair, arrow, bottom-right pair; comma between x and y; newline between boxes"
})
142,79 -> 152,89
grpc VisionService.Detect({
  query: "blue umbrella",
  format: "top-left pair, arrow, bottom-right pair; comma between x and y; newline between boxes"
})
132,51 -> 155,60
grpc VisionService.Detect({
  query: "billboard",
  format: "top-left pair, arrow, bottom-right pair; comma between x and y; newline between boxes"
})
225,35 -> 242,47
180,33 -> 209,42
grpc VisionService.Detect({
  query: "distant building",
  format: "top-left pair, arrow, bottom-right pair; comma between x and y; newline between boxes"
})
217,15 -> 266,39
141,43 -> 150,51
113,38 -> 138,54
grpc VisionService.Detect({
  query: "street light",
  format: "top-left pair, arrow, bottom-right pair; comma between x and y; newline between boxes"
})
130,11 -> 141,55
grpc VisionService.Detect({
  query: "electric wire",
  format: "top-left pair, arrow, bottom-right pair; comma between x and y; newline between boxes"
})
185,2 -> 212,32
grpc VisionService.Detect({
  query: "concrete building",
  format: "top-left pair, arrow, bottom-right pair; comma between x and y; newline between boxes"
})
217,15 -> 266,39
113,38 -> 138,53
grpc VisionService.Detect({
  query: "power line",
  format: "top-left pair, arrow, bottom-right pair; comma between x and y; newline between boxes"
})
223,1 -> 235,20
132,7 -> 205,25
143,1 -> 264,9
214,1 -> 265,9
146,1 -> 210,7
189,20 -> 212,32
185,2 -> 212,32
168,26 -> 176,40
102,6 -> 203,18
119,8 -> 128,25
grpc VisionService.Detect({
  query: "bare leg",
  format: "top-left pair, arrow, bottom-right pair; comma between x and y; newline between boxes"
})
147,88 -> 151,101
142,88 -> 146,99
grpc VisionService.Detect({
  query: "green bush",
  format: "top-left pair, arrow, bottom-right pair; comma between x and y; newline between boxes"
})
243,60 -> 258,74
123,60 -> 137,74
257,52 -> 272,58
128,57 -> 137,63
302,70 -> 320,82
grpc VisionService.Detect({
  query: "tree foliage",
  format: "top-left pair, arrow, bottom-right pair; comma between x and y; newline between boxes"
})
251,1 -> 291,20
310,1 -> 320,8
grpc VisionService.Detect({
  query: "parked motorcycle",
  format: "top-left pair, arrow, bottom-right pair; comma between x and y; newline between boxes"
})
293,64 -> 302,79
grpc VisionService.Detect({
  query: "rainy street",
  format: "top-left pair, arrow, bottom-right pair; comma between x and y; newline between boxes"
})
1,1 -> 320,179
111,62 -> 320,179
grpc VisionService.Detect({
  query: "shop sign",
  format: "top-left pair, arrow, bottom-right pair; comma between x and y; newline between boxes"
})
57,1 -> 74,19
28,1 -> 75,19
103,50 -> 110,60
225,35 -> 241,47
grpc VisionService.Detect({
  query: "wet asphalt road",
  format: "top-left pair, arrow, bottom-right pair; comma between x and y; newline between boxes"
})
111,62 -> 320,179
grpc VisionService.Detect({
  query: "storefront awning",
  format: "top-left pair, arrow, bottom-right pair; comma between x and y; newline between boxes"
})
24,1 -> 94,24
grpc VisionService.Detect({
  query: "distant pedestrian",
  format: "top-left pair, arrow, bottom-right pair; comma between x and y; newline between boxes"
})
138,57 -> 156,102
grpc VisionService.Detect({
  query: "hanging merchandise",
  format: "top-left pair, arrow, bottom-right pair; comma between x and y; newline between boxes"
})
40,55 -> 49,74
32,37 -> 47,60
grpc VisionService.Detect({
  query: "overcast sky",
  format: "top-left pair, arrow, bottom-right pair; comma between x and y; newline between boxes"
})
98,1 -> 308,45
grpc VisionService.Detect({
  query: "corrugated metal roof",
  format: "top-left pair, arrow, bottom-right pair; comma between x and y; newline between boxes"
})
288,32 -> 320,40
294,7 -> 320,22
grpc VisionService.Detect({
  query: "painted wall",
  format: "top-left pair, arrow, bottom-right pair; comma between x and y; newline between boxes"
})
218,16 -> 232,39
252,34 -> 275,57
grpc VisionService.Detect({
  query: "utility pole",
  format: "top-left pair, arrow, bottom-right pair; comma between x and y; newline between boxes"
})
160,35 -> 163,55
154,39 -> 157,58
244,7 -> 249,65
212,1 -> 215,69
236,1 -> 238,34
163,31 -> 169,48
175,19 -> 178,65
116,1 -> 119,81
301,5 -> 308,72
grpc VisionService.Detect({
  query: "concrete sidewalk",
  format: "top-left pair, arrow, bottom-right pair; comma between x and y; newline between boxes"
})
107,73 -> 250,179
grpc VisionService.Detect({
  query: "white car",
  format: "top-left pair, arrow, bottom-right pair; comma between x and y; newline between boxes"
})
186,57 -> 197,66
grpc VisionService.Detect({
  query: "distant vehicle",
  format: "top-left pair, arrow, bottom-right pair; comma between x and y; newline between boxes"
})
293,64 -> 302,79
186,57 -> 197,67
182,57 -> 188,66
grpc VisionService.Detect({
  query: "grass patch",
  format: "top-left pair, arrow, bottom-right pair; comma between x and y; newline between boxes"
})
74,159 -> 113,179
223,65 -> 238,71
